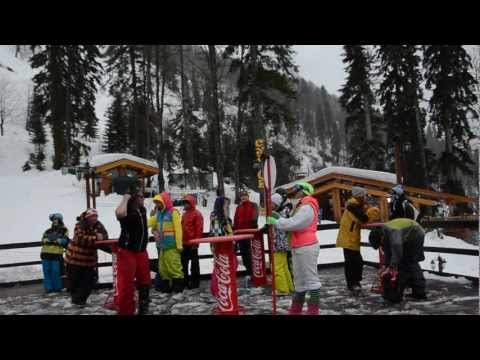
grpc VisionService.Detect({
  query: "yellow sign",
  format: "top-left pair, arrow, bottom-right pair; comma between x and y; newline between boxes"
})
255,139 -> 265,189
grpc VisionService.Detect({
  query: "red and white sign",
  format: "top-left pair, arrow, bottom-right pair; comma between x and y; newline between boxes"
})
250,232 -> 267,286
214,252 -> 234,312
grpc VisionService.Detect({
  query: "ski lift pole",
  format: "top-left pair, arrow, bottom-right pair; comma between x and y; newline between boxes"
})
265,155 -> 277,315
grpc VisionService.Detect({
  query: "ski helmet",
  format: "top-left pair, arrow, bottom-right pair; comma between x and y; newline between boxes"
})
292,182 -> 314,196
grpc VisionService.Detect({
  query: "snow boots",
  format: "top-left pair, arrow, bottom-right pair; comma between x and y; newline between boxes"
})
157,279 -> 172,294
288,292 -> 306,315
137,287 -> 150,315
172,278 -> 185,293
305,303 -> 320,315
288,300 -> 304,315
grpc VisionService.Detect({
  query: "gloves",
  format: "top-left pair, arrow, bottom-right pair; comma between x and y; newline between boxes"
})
57,238 -> 68,247
271,211 -> 280,220
266,216 -> 278,226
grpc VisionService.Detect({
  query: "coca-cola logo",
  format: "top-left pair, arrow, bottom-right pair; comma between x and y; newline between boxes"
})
251,238 -> 264,278
112,252 -> 118,297
214,253 -> 233,312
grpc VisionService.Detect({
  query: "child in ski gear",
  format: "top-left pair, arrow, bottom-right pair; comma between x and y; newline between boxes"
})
336,186 -> 370,294
65,208 -> 108,306
181,194 -> 204,289
270,193 -> 294,295
115,192 -> 151,315
148,193 -> 184,294
389,185 -> 420,221
41,213 -> 69,293
234,191 -> 259,276
210,196 -> 235,296
369,218 -> 427,303
267,181 -> 321,315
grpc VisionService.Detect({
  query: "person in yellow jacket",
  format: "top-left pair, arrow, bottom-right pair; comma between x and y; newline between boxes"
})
148,192 -> 184,293
336,186 -> 370,295
270,193 -> 294,295
41,213 -> 70,293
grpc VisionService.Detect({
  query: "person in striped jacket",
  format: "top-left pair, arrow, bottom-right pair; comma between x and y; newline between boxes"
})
65,208 -> 108,306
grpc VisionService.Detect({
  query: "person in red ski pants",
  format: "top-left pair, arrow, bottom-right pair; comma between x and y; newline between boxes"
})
115,190 -> 152,315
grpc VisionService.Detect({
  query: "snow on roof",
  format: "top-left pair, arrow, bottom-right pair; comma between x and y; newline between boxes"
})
278,166 -> 397,189
89,153 -> 158,169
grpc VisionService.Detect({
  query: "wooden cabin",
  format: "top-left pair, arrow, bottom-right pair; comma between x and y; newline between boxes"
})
279,167 -> 476,223
89,154 -> 159,196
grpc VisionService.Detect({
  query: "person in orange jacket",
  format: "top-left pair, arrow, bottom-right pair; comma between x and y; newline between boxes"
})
181,194 -> 204,289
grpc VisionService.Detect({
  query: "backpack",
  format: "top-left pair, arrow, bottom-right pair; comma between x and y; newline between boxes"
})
404,200 -> 421,222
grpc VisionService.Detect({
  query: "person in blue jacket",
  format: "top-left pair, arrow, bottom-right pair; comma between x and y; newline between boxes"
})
40,213 -> 70,293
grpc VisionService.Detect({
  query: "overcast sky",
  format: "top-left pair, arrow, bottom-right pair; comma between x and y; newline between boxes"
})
293,45 -> 346,96
293,45 -> 479,97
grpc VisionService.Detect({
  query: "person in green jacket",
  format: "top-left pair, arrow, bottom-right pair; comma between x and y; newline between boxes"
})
41,213 -> 70,293
369,218 -> 427,303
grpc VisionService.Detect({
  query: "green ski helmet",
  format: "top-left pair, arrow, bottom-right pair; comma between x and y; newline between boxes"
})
292,181 -> 314,196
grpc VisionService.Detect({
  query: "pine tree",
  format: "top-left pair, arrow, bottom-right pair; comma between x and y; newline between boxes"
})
376,45 -> 428,187
339,45 -> 385,170
105,45 -> 147,157
29,45 -> 102,169
223,45 -> 298,198
423,45 -> 479,195
103,92 -> 129,153
27,91 -> 47,171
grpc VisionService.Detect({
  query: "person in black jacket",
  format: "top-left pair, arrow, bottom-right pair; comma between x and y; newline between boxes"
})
389,185 -> 419,221
115,191 -> 151,315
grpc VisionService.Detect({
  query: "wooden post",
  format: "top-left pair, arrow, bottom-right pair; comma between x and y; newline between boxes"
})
379,196 -> 389,222
332,189 -> 342,223
91,172 -> 96,209
85,173 -> 91,209
394,142 -> 403,185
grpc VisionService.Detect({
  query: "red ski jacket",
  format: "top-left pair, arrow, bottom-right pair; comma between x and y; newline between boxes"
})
234,200 -> 259,230
182,195 -> 204,245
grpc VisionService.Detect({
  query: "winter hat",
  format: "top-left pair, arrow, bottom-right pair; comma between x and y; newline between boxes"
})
84,208 -> 98,219
352,186 -> 367,198
271,193 -> 283,207
391,184 -> 404,196
292,182 -> 314,196
49,213 -> 63,222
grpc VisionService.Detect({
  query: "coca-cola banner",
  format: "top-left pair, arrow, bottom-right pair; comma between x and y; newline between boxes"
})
213,242 -> 240,315
250,231 -> 267,287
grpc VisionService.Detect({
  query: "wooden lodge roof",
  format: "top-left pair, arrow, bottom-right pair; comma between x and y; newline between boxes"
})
279,166 -> 475,206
